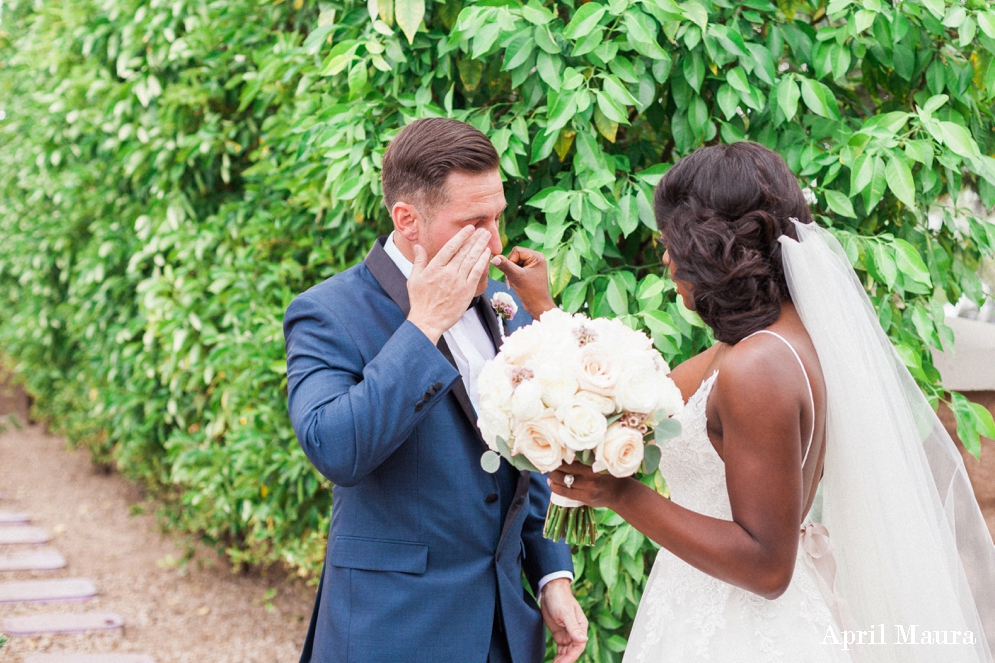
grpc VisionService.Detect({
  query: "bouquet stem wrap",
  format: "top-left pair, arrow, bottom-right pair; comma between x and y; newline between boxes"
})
544,493 -> 598,546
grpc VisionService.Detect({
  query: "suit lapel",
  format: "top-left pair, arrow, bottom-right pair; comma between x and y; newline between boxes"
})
474,293 -> 506,353
364,236 -> 410,315
364,236 -> 483,442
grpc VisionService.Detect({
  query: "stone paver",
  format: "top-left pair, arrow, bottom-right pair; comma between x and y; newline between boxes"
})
0,511 -> 30,524
0,546 -> 66,572
0,577 -> 97,604
0,525 -> 50,544
3,611 -> 124,636
0,548 -> 66,573
24,656 -> 155,663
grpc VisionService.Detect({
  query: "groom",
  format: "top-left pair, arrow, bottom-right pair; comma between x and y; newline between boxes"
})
284,118 -> 587,663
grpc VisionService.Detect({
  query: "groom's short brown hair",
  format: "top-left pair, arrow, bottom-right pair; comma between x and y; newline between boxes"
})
381,118 -> 499,214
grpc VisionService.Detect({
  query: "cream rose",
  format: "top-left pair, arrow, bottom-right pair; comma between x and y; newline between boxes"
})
615,366 -> 665,414
573,390 -> 616,416
576,341 -> 624,396
512,414 -> 566,473
511,379 -> 544,422
555,397 -> 608,451
593,423 -> 645,477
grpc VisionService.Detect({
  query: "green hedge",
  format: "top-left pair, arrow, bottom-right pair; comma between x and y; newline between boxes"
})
1,0 -> 994,659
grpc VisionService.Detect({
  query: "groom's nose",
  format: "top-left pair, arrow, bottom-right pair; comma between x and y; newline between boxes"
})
484,218 -> 503,256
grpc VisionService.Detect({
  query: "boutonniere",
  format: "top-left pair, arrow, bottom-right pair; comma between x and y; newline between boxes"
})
490,292 -> 518,340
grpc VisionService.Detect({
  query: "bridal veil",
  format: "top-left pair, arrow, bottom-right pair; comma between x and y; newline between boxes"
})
780,220 -> 995,663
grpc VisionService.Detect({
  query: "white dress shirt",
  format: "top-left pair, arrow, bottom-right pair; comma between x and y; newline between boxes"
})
383,233 -> 572,594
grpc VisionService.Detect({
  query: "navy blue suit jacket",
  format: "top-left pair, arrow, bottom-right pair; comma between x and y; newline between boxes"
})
284,237 -> 573,663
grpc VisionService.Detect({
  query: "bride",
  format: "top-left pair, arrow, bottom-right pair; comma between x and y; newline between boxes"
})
494,142 -> 995,662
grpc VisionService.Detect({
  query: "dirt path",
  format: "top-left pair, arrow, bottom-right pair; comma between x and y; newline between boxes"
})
0,422 -> 313,663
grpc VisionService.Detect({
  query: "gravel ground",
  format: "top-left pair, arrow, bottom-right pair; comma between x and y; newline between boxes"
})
0,422 -> 313,663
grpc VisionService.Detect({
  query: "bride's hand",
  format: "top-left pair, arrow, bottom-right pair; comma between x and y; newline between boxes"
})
548,463 -> 635,509
490,246 -> 556,319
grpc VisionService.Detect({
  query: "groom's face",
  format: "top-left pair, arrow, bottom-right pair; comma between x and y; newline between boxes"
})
420,169 -> 506,296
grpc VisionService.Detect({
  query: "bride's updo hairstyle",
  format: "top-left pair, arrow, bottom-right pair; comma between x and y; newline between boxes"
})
653,142 -> 813,344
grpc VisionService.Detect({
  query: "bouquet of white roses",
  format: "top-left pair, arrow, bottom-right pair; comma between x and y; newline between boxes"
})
477,309 -> 684,546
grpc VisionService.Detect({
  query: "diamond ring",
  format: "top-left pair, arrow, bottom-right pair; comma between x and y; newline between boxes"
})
564,474 -> 575,489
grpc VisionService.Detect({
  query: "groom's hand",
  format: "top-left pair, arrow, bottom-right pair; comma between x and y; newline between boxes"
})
540,578 -> 588,663
407,227 -> 493,344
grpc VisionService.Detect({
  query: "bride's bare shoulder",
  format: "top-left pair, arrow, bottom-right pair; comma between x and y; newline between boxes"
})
668,344 -> 721,402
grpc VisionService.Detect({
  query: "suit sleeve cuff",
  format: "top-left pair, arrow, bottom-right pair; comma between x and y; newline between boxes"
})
537,571 -> 574,599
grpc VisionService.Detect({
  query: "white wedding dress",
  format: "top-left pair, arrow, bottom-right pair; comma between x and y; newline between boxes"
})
623,222 -> 995,663
624,332 -> 853,663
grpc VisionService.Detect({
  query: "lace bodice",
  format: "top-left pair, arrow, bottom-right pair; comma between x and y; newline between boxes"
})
657,370 -> 729,519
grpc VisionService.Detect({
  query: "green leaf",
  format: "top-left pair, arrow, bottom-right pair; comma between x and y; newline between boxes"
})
596,90 -> 629,125
799,77 -> 835,118
564,3 -> 607,40
717,84 -> 739,120
874,243 -> 898,289
480,450 -> 501,473
654,417 -> 682,441
776,77 -> 800,121
521,0 -> 555,25
938,121 -> 981,160
921,0 -> 944,20
503,32 -> 535,71
641,443 -> 662,473
682,50 -> 705,93
606,275 -> 629,315
951,392 -> 990,459
562,280 -> 589,312
979,12 -> 995,39
395,0 -> 426,44
687,95 -> 708,136
892,239 -> 931,286
602,74 -> 639,106
885,156 -> 916,208
850,153 -> 873,196
824,190 -> 856,218
681,0 -> 708,31
726,66 -> 750,94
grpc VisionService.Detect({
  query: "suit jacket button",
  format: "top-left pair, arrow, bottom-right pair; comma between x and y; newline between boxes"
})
434,381 -> 443,391
485,493 -> 498,504
415,401 -> 423,412
422,392 -> 431,402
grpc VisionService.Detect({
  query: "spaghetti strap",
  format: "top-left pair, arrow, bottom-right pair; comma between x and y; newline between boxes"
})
743,330 -> 817,465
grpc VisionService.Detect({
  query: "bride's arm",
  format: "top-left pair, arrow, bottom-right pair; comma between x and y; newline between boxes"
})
551,352 -> 806,600
490,246 -> 556,319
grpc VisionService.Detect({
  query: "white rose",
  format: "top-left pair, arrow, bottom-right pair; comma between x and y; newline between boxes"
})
576,341 -> 624,396
535,361 -> 579,409
654,374 -> 685,418
573,390 -> 616,416
538,308 -> 577,334
478,411 -> 512,451
500,323 -> 543,366
477,359 -> 514,409
555,397 -> 608,451
511,379 -> 544,422
615,366 -> 666,414
593,423 -> 645,477
512,413 -> 566,473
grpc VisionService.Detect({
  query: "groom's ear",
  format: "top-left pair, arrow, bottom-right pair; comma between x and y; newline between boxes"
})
391,201 -> 422,243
